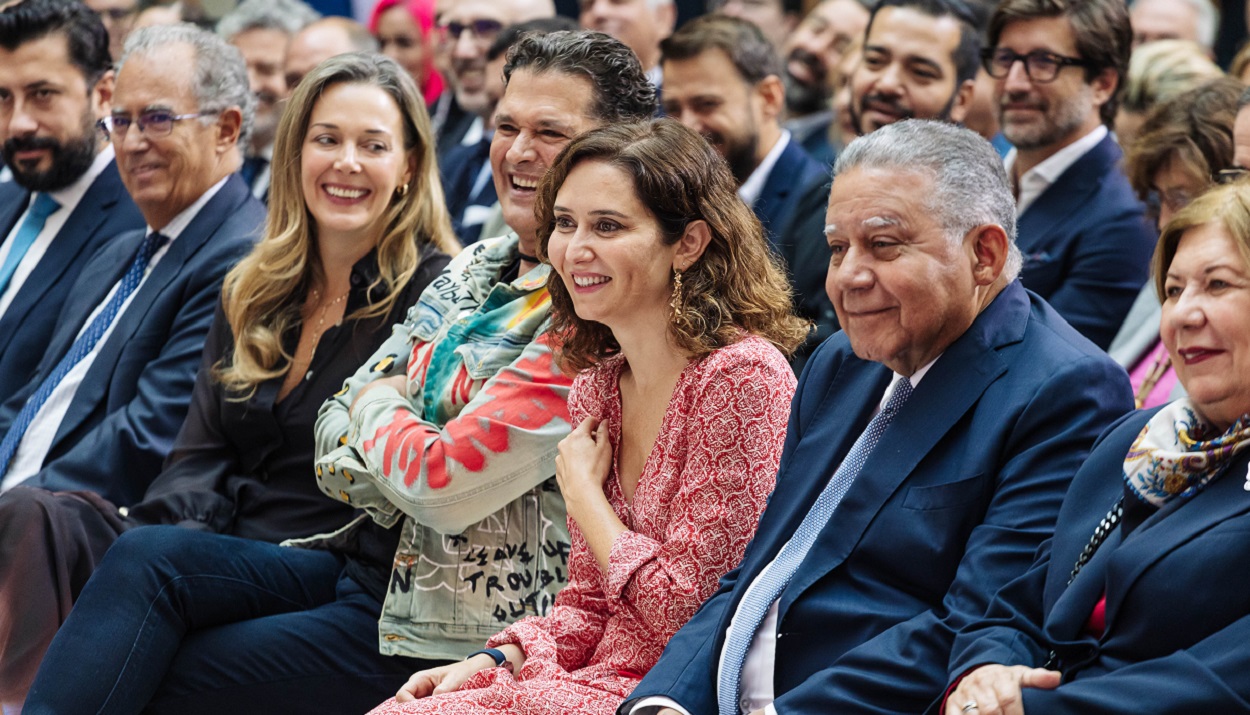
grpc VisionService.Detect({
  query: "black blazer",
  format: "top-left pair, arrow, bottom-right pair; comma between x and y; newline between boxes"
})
0,175 -> 265,506
0,162 -> 145,400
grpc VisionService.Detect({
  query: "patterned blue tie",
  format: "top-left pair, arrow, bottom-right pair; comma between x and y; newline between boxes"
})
0,193 -> 61,296
717,376 -> 915,715
0,231 -> 169,476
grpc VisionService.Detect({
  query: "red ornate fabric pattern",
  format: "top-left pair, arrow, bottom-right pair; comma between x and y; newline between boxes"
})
367,335 -> 796,715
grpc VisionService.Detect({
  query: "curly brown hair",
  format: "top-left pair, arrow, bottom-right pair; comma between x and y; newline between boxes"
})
535,118 -> 810,372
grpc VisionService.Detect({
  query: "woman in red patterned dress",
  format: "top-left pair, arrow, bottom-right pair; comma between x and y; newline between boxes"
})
366,119 -> 810,715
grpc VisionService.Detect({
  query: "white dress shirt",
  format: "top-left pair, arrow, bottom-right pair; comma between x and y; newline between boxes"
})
1,176 -> 228,490
1006,124 -> 1107,216
0,145 -> 115,318
632,359 -> 939,715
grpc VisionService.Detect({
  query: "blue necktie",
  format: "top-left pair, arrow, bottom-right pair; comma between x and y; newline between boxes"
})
0,193 -> 61,296
717,377 -> 915,715
0,231 -> 169,476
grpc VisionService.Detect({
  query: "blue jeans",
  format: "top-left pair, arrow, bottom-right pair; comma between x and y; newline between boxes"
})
24,526 -> 443,715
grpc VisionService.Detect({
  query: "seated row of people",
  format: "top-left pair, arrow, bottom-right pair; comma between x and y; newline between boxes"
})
0,3 -> 1248,715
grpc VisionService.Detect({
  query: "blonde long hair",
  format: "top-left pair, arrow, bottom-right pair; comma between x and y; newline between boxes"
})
217,52 -> 457,396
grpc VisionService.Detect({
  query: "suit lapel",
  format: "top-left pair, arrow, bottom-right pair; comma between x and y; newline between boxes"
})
1101,450 -> 1250,629
0,184 -> 26,238
1044,449 -> 1250,644
51,177 -> 245,447
0,165 -> 124,340
1016,135 -> 1119,255
747,362 -> 886,570
38,228 -> 140,369
779,282 -> 1028,611
753,143 -> 802,243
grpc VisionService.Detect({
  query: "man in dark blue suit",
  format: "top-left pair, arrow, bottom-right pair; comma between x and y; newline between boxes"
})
661,15 -> 834,367
983,0 -> 1154,350
0,23 -> 264,507
622,120 -> 1133,715
0,0 -> 145,401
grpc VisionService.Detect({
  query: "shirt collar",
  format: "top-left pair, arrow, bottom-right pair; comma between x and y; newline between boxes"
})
738,129 -> 791,207
146,174 -> 229,241
47,143 -> 115,211
1006,124 -> 1107,214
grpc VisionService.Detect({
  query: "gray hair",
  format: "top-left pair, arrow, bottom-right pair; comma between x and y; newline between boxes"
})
834,119 -> 1023,281
216,0 -> 320,41
119,23 -> 256,147
1129,0 -> 1219,51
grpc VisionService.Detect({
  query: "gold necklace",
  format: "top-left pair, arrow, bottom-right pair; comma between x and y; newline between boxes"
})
304,287 -> 351,365
1134,347 -> 1172,409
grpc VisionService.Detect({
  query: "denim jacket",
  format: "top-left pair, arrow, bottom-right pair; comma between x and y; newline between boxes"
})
305,234 -> 573,661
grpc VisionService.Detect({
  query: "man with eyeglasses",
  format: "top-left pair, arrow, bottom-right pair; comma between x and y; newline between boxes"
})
430,0 -> 553,161
983,0 -> 1154,350
0,0 -> 145,403
0,22 -> 263,506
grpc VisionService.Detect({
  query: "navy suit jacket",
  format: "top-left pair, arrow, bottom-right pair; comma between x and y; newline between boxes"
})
0,175 -> 264,506
625,281 -> 1134,714
757,139 -> 836,372
943,408 -> 1250,713
0,162 -> 144,401
1015,133 -> 1155,350
754,138 -> 828,248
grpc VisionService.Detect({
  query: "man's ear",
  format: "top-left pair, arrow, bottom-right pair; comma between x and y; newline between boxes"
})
968,223 -> 1009,285
674,219 -> 713,269
215,106 -> 243,153
1088,67 -> 1118,108
756,74 -> 786,122
91,70 -> 115,118
947,78 -> 976,125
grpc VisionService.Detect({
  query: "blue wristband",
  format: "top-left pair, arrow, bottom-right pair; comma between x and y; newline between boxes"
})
467,648 -> 507,668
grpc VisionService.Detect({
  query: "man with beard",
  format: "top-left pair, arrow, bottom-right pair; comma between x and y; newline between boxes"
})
662,14 -> 835,370
0,0 -> 144,401
985,0 -> 1154,349
217,0 -> 320,202
780,0 -> 870,166
430,0 -> 554,162
848,0 -> 978,137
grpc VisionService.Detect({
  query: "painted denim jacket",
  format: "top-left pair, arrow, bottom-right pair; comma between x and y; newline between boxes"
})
305,234 -> 573,661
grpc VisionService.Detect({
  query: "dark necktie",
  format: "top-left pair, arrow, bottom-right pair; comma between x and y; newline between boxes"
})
0,231 -> 170,476
240,156 -> 268,189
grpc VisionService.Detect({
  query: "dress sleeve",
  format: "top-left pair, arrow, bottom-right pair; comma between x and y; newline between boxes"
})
607,345 -> 794,640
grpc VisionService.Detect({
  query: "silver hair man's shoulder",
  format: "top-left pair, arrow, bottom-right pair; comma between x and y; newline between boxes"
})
835,120 -> 1023,281
118,23 -> 257,147
216,0 -> 321,41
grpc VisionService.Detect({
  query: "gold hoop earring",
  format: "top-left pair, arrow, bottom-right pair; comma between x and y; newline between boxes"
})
670,268 -> 684,320
395,182 -> 409,199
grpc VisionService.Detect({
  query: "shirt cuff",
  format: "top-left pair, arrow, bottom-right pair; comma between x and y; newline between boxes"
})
629,696 -> 694,715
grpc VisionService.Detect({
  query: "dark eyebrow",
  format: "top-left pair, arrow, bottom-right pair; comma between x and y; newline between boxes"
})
904,55 -> 945,75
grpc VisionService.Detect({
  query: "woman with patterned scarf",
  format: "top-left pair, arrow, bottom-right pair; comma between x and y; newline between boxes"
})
939,180 -> 1250,715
